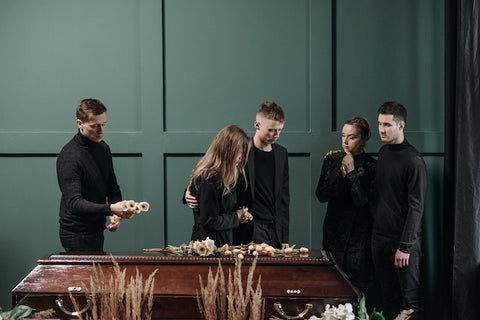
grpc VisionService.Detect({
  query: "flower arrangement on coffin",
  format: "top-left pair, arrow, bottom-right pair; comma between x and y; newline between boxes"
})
144,237 -> 309,259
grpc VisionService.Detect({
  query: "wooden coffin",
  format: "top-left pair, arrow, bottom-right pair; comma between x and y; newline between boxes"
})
12,250 -> 360,319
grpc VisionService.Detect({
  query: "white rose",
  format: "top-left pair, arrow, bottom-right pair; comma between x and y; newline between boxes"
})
138,201 -> 150,212
125,200 -> 136,210
203,237 -> 215,255
195,242 -> 208,256
134,203 -> 142,214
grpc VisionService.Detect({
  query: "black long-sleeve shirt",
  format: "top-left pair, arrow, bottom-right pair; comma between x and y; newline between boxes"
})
372,140 -> 427,253
57,132 -> 122,233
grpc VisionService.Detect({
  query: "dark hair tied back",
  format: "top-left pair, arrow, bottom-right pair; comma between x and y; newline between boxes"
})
345,117 -> 371,140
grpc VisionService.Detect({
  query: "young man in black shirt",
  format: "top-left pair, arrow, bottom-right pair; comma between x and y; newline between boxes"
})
237,102 -> 290,249
57,99 -> 135,252
372,101 -> 427,320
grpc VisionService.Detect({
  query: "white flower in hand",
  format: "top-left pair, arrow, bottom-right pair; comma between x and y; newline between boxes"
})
138,201 -> 150,212
107,215 -> 121,232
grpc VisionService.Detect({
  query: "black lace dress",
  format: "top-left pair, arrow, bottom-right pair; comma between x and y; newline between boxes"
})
315,151 -> 376,289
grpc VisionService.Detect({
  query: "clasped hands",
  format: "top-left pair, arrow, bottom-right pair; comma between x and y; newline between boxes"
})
340,152 -> 355,176
236,206 -> 253,224
185,187 -> 252,224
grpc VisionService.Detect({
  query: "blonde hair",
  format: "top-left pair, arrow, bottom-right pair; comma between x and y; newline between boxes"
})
190,125 -> 251,195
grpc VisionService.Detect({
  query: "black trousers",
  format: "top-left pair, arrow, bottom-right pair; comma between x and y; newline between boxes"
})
60,229 -> 104,253
371,234 -> 424,320
252,221 -> 280,247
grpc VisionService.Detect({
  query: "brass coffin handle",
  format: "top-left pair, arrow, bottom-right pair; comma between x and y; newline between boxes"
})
55,298 -> 91,317
273,302 -> 313,319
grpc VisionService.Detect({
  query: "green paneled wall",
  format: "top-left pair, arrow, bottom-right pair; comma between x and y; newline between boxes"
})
336,0 -> 444,133
164,0 -> 312,132
0,0 -> 444,317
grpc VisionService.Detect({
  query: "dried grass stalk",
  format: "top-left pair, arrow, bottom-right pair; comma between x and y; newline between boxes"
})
32,308 -> 56,319
70,256 -> 157,320
197,257 -> 264,320
197,265 -> 220,320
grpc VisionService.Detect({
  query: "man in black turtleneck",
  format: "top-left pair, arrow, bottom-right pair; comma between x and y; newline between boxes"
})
57,99 -> 135,253
372,101 -> 427,320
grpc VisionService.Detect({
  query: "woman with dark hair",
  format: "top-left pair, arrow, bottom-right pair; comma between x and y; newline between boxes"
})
189,125 -> 253,246
315,117 -> 376,292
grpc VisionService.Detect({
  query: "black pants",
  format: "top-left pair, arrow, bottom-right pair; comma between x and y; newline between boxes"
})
60,229 -> 104,253
371,234 -> 424,320
252,221 -> 280,247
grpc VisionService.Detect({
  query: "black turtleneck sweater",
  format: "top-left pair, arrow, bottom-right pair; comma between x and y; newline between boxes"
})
372,140 -> 427,253
57,131 -> 122,233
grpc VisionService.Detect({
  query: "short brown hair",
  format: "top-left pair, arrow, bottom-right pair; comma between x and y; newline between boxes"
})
378,101 -> 407,123
76,99 -> 107,122
256,101 -> 285,123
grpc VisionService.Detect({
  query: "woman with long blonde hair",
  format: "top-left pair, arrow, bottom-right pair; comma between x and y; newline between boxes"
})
189,125 -> 253,246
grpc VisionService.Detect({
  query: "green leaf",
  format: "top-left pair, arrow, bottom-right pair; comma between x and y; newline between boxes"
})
357,294 -> 369,320
369,308 -> 386,320
0,305 -> 35,319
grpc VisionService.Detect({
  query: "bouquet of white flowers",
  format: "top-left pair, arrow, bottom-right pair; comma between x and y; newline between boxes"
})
308,303 -> 356,320
292,296 -> 385,320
